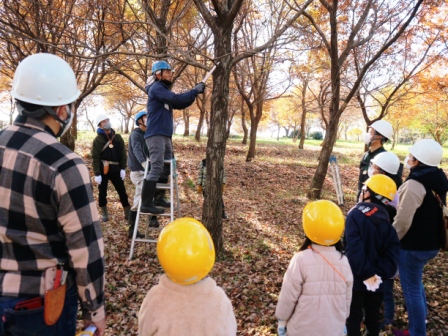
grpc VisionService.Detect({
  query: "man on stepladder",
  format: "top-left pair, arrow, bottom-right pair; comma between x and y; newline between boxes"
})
140,61 -> 205,214
358,120 -> 393,197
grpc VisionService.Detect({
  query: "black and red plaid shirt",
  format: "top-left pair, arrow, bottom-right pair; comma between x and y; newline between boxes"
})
0,116 -> 105,322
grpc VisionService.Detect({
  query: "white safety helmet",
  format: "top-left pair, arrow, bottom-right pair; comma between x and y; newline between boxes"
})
11,53 -> 80,107
370,120 -> 393,140
94,113 -> 109,127
370,152 -> 400,174
409,139 -> 443,167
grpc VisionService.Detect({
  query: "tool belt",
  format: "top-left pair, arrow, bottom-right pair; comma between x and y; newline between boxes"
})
101,160 -> 119,175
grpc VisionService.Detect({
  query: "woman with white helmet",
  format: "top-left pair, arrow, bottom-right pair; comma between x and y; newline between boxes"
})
358,120 -> 394,197
393,139 -> 448,335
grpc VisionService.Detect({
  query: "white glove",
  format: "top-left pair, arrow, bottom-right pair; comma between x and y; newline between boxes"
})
94,176 -> 102,185
141,161 -> 147,171
363,275 -> 382,292
120,169 -> 126,180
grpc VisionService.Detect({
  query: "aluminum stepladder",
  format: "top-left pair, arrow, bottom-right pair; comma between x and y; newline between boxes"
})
128,158 -> 181,260
329,154 -> 344,206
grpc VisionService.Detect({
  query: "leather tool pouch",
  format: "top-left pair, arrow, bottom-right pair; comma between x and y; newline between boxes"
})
44,283 -> 66,325
102,160 -> 110,175
43,265 -> 67,326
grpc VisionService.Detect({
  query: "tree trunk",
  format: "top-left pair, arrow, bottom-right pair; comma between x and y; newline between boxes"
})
60,111 -> 78,151
246,102 -> 263,161
202,28 -> 232,254
183,110 -> 190,136
246,117 -> 259,162
298,80 -> 308,149
195,109 -> 205,141
241,100 -> 248,145
308,117 -> 339,198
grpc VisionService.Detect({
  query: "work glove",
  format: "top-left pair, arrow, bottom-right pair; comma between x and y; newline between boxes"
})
94,176 -> 102,185
197,186 -> 203,194
363,275 -> 382,292
222,184 -> 226,192
278,320 -> 287,336
194,82 -> 205,94
120,169 -> 126,180
141,161 -> 147,171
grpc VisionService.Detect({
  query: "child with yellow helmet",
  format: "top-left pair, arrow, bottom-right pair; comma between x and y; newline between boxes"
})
276,200 -> 353,335
138,218 -> 236,335
369,151 -> 403,330
345,174 -> 400,336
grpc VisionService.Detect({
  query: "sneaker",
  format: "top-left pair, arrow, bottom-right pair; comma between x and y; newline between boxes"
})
392,330 -> 410,336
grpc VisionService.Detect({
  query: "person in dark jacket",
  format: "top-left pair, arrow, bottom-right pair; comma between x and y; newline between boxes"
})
393,139 -> 448,336
368,151 -> 403,329
358,120 -> 394,198
127,111 -> 159,238
92,114 -> 130,222
345,174 -> 400,336
140,60 -> 205,214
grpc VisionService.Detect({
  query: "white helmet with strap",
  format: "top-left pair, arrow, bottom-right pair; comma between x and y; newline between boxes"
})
370,120 -> 393,140
11,53 -> 80,137
11,53 -> 80,107
94,113 -> 110,127
410,139 -> 443,167
370,152 -> 400,174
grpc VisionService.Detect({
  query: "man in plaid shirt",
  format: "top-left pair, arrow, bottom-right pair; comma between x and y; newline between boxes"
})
0,54 -> 106,335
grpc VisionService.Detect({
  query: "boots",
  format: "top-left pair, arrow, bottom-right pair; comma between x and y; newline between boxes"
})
124,206 -> 131,220
222,210 -> 228,220
154,190 -> 171,208
128,211 -> 144,238
100,206 -> 109,222
140,180 -> 164,214
147,215 -> 160,228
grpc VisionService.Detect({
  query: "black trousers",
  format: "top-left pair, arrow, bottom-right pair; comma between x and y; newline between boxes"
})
98,171 -> 130,208
346,290 -> 384,336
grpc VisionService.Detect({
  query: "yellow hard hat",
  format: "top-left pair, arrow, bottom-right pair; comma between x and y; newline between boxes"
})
302,200 -> 345,246
364,174 -> 397,202
157,217 -> 215,285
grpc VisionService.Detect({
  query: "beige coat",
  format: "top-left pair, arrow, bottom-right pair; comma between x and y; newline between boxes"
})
138,274 -> 237,336
276,244 -> 353,336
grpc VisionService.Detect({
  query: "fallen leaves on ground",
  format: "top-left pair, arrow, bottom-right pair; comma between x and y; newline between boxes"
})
77,137 -> 448,336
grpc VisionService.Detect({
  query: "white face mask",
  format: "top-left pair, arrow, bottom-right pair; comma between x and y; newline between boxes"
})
404,154 -> 414,169
364,132 -> 372,145
102,121 -> 112,130
368,166 -> 375,177
58,104 -> 74,137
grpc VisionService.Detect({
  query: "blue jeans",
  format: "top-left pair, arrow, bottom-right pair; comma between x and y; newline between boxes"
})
399,249 -> 438,336
0,284 -> 78,336
382,278 -> 395,326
